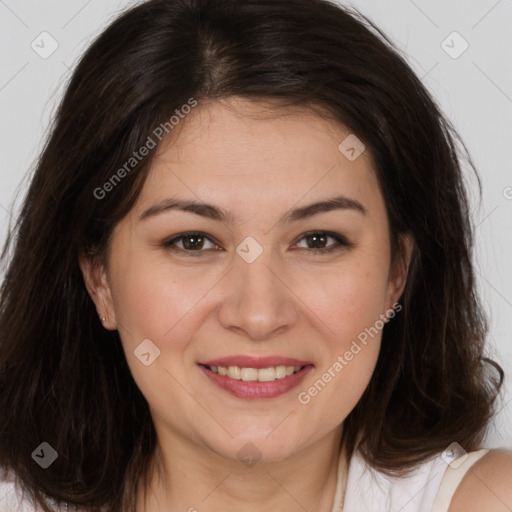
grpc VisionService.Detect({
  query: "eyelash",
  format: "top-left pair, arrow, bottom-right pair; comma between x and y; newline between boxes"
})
162,231 -> 352,256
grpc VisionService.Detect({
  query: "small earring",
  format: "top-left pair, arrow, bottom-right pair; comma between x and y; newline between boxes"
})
101,317 -> 106,323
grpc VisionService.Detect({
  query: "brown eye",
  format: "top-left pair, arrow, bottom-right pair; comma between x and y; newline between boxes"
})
163,232 -> 218,253
163,230 -> 351,257
293,231 -> 351,254
305,233 -> 328,249
181,234 -> 205,250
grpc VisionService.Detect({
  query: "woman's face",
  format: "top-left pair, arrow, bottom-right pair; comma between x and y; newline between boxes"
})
81,97 -> 412,463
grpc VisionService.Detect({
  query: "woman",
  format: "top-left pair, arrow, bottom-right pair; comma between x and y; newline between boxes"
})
0,0 -> 510,511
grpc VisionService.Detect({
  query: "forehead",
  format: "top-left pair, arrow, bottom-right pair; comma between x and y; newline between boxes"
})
136,97 -> 384,221
158,97 -> 366,168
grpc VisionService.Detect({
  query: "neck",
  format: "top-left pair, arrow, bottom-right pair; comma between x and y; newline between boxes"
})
137,426 -> 345,512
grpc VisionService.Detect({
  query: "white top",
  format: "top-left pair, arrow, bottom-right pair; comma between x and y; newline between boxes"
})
0,469 -> 69,512
332,446 -> 489,511
0,448 -> 489,511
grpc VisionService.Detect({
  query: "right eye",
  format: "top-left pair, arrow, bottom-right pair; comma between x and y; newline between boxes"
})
162,232 -> 221,255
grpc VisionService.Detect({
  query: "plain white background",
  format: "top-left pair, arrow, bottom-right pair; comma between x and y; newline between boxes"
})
0,0 -> 511,448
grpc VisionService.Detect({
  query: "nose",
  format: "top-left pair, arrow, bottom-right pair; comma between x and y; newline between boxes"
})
217,248 -> 299,341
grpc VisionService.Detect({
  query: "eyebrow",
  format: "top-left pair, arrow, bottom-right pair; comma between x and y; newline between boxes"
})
138,194 -> 367,224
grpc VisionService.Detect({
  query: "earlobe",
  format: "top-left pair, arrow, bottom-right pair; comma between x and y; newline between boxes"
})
78,252 -> 117,330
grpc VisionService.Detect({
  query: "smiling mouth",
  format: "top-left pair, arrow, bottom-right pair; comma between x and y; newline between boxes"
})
198,363 -> 314,400
200,364 -> 308,382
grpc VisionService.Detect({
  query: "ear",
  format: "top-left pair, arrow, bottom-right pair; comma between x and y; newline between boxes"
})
385,232 -> 414,311
79,251 -> 117,330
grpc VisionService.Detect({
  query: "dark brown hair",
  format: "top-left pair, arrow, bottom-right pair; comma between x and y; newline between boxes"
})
0,0 -> 504,510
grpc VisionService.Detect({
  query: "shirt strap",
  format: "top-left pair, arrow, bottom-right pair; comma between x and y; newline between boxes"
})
431,448 -> 490,512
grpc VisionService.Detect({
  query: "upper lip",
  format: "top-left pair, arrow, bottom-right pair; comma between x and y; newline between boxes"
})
199,355 -> 313,369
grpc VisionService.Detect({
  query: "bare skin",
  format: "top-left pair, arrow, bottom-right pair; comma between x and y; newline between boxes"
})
448,449 -> 512,512
80,97 -> 415,511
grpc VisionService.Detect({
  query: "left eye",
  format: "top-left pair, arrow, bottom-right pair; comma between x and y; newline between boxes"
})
292,231 -> 350,254
162,231 -> 350,255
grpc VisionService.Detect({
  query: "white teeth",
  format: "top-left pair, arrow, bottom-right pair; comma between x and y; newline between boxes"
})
241,367 -> 258,381
207,364 -> 305,382
257,367 -> 277,382
227,366 -> 241,379
275,365 -> 287,379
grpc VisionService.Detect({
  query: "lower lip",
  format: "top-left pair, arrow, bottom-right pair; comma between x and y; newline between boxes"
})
198,364 -> 314,400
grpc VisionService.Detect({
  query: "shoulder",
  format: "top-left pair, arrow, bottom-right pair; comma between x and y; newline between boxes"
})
448,448 -> 512,512
343,447 -> 451,512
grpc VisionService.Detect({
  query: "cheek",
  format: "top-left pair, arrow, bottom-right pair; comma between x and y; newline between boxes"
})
294,258 -> 387,411
109,256 -> 212,416
303,258 -> 390,341
298,305 -> 382,427
109,249 -> 217,346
